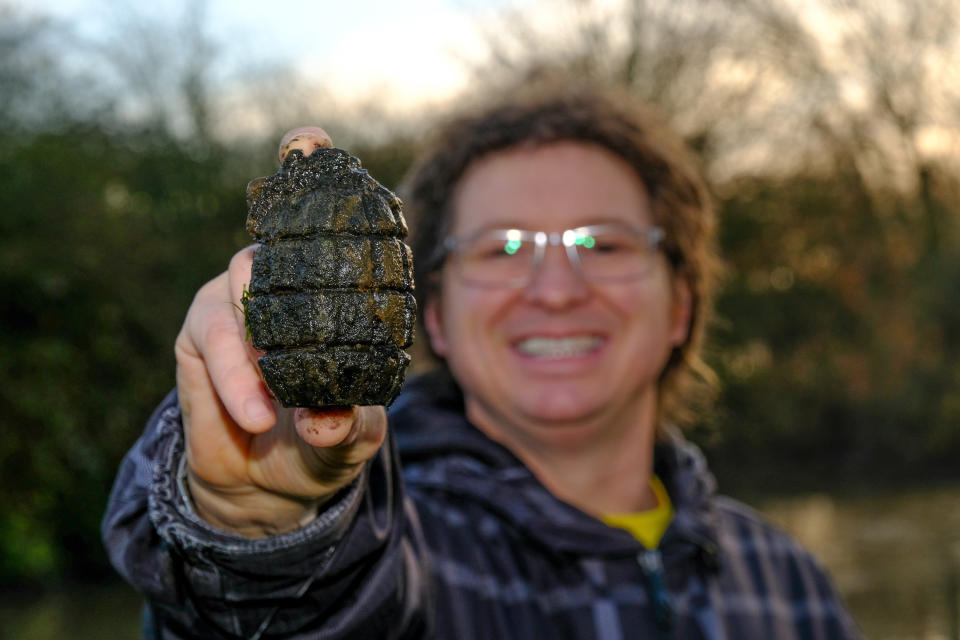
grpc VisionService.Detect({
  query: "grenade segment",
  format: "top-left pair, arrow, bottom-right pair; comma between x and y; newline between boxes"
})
247,149 -> 406,240
245,146 -> 416,408
257,345 -> 411,409
248,235 -> 413,293
245,290 -> 416,351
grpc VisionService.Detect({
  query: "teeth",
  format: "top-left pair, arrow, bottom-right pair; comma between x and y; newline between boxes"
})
515,336 -> 603,359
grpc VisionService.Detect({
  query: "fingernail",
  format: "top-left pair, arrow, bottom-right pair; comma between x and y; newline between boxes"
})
245,397 -> 271,423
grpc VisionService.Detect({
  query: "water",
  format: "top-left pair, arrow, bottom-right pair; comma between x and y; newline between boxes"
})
2,486 -> 957,639
761,485 -> 960,639
0,581 -> 142,639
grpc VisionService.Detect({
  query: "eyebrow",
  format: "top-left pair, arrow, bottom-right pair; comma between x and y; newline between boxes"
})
456,216 -> 645,235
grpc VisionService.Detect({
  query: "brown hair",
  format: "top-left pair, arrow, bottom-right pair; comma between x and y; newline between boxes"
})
400,75 -> 722,431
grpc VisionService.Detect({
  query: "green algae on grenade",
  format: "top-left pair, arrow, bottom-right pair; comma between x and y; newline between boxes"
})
244,147 -> 415,408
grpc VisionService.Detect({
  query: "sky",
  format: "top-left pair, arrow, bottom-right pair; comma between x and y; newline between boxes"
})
8,0 -> 522,108
9,0 -> 956,159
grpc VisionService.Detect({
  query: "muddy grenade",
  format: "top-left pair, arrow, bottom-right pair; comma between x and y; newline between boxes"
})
243,146 -> 415,408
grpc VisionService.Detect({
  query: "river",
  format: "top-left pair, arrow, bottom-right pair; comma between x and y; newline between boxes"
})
762,485 -> 960,639
2,486 -> 958,639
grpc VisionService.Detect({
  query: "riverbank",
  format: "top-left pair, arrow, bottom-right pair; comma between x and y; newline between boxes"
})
760,484 -> 960,640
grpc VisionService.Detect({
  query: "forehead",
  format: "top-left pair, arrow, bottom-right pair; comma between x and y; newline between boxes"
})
449,141 -> 653,235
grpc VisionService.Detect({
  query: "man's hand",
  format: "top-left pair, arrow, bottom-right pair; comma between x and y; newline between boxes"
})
174,246 -> 387,538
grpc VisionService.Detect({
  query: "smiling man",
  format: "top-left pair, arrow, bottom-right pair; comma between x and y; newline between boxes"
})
103,78 -> 861,639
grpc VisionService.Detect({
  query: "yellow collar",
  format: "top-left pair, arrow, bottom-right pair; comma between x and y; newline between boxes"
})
600,475 -> 674,549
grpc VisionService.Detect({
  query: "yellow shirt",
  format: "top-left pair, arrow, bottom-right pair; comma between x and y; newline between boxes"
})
600,475 -> 673,549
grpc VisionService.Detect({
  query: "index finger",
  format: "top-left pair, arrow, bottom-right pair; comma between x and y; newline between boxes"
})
277,126 -> 333,164
202,246 -> 276,432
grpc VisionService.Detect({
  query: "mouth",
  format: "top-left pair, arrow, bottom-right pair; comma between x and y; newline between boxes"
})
513,335 -> 605,360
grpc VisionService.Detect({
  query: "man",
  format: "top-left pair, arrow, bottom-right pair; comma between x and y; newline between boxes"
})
103,78 -> 861,638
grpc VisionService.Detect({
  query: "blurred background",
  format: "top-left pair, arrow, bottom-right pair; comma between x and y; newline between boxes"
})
0,0 -> 957,637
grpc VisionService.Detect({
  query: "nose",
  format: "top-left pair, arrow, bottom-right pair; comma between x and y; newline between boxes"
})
523,244 -> 590,308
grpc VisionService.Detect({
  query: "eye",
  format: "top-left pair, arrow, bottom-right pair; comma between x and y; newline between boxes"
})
591,235 -> 630,252
502,238 -> 523,255
572,233 -> 597,249
466,231 -> 530,261
576,230 -> 645,256
579,232 -> 628,253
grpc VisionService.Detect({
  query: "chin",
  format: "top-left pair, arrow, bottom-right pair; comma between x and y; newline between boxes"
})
515,389 -> 606,425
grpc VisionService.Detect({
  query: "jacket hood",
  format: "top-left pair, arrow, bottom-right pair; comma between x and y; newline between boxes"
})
389,369 -> 722,565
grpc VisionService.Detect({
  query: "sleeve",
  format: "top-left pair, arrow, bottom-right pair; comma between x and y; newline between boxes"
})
101,390 -> 433,639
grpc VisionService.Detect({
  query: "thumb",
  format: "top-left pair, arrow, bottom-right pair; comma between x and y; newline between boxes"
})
295,406 -> 388,484
294,406 -> 358,448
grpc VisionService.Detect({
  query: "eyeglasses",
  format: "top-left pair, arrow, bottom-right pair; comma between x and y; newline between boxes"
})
436,223 -> 666,287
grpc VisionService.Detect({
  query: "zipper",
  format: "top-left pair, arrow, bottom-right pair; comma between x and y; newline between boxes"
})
637,549 -> 673,638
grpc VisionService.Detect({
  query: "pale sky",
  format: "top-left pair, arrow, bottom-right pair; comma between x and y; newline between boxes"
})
9,0 -> 522,107
205,0 -> 505,104
11,0 -> 956,159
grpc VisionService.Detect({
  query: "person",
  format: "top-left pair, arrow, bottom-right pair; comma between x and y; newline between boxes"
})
102,77 -> 862,639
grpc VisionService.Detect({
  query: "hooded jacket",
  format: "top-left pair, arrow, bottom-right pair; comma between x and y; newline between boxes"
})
103,369 -> 861,639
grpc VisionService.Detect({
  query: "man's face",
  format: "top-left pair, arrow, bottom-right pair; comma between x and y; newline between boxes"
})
424,142 -> 690,445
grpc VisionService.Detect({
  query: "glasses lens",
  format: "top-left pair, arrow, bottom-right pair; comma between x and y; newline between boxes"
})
571,226 -> 658,280
456,229 -> 536,286
447,225 -> 662,286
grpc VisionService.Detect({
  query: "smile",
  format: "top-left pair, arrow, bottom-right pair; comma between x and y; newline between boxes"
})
514,336 -> 605,359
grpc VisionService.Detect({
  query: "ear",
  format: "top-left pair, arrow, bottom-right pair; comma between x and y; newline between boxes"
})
423,295 -> 449,357
669,275 -> 693,348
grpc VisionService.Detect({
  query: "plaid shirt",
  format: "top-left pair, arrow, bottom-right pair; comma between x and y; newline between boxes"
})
103,370 -> 861,639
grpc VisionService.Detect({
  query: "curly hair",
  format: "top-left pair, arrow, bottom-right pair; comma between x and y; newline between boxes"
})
400,75 -> 722,431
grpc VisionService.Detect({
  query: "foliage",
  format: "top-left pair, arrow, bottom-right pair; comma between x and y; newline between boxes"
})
703,171 -> 960,493
0,121 -> 245,582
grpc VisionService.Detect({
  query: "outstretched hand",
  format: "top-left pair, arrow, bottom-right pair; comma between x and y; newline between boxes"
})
173,128 -> 387,538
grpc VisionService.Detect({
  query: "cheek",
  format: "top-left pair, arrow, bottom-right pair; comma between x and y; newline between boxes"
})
430,284 -> 478,358
443,296 -> 485,349
610,280 -> 679,345
439,287 -> 518,362
436,294 -> 490,393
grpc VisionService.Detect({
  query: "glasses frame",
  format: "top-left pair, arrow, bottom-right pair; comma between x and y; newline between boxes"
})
437,223 -> 666,288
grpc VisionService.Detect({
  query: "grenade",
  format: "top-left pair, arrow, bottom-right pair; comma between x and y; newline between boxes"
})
243,146 -> 415,408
